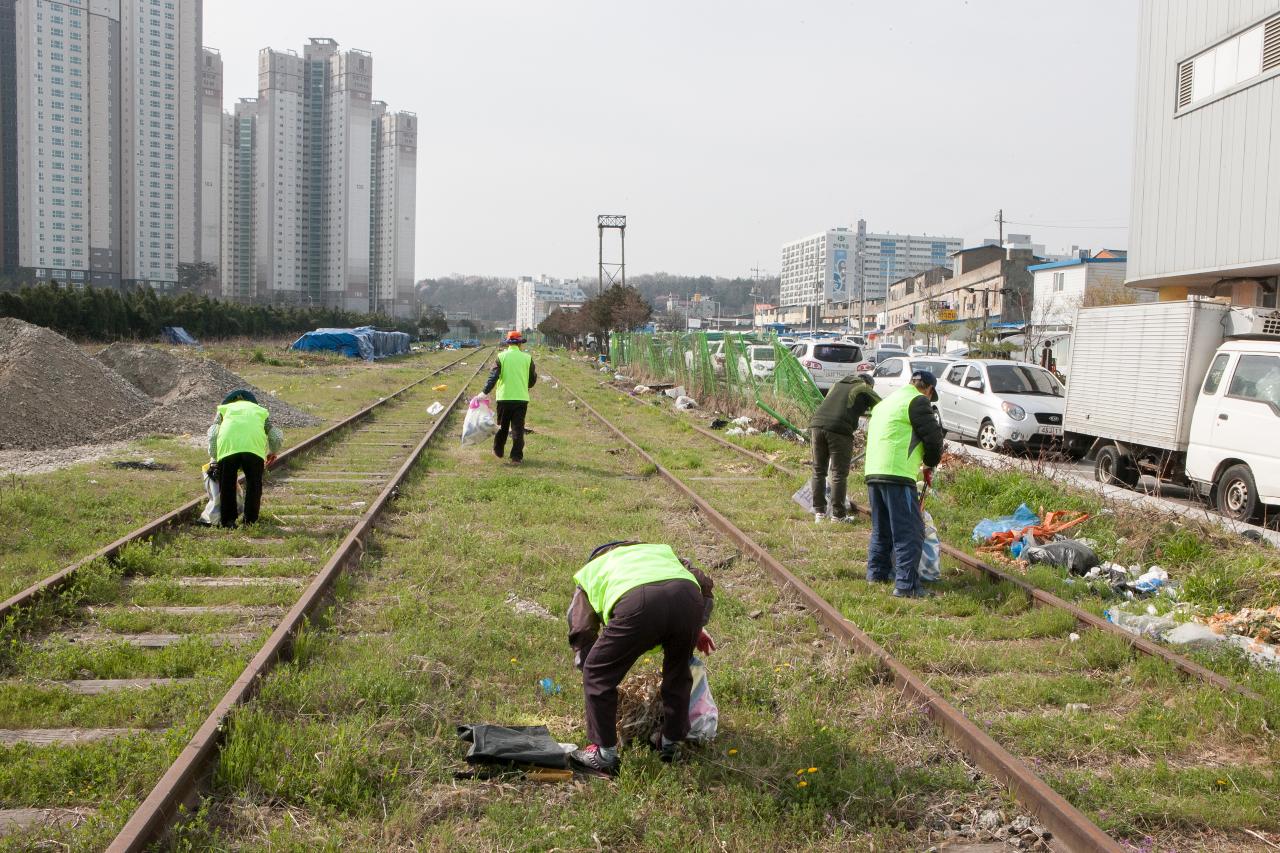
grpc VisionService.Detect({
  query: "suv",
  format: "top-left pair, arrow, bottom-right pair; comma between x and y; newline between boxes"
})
936,359 -> 1066,452
790,340 -> 868,391
873,356 -> 954,396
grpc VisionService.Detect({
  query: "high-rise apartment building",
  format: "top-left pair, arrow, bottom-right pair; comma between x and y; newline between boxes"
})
7,0 -> 202,289
224,38 -> 415,317
851,219 -> 962,303
778,229 -> 854,311
198,47 -> 221,276
0,0 -> 18,275
220,98 -> 256,301
370,102 -> 417,317
516,275 -> 586,331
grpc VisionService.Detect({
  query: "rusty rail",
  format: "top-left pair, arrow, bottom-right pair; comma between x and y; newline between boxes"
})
107,358 -> 487,851
0,348 -> 480,626
613,383 -> 1264,704
555,374 -> 1129,851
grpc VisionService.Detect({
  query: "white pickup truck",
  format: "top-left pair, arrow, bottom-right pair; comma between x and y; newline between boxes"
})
1063,299 -> 1280,523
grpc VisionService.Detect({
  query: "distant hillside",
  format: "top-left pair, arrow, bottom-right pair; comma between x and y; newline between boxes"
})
416,272 -> 781,322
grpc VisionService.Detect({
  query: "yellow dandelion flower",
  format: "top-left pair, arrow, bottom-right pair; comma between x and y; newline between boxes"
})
808,767 -> 818,773
727,748 -> 738,755
797,780 -> 808,788
796,769 -> 805,776
510,657 -> 518,663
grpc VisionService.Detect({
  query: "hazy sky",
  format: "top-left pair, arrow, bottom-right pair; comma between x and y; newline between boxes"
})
206,0 -> 1139,281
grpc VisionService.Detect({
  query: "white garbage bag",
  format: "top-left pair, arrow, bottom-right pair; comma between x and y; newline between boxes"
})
461,394 -> 498,445
918,509 -> 942,582
197,463 -> 237,526
686,656 -> 719,744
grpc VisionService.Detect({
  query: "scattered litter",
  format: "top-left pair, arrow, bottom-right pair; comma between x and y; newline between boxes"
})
1064,703 -> 1090,714
633,385 -> 651,394
674,395 -> 697,411
461,395 -> 498,445
730,416 -> 752,427
748,609 -> 764,619
978,508 -> 1090,553
744,426 -> 760,435
505,593 -> 555,621
456,724 -> 568,770
426,402 -> 445,416
709,418 -> 729,430
1022,540 -> 1101,575
725,427 -> 744,436
1105,608 -> 1176,640
351,501 -> 367,508
1068,632 -> 1080,642
567,400 -> 577,408
433,384 -> 449,392
552,383 -> 560,389
1162,622 -> 1223,649
1131,565 -> 1169,594
615,657 -> 718,746
613,373 -> 631,382
536,677 -> 562,696
972,504 -> 1039,544
663,386 -> 687,399
111,458 -> 176,472
687,656 -> 719,744
1204,606 -> 1280,643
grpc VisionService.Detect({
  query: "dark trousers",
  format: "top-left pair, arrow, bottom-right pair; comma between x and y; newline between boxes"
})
810,427 -> 854,517
218,452 -> 264,528
494,400 -> 528,461
582,579 -> 704,748
866,481 -> 924,592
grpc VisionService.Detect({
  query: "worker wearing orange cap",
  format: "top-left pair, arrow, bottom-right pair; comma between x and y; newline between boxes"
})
482,330 -> 537,463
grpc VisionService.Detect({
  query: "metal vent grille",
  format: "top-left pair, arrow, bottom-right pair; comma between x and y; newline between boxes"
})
1264,17 -> 1280,72
1177,60 -> 1195,109
1262,312 -> 1280,337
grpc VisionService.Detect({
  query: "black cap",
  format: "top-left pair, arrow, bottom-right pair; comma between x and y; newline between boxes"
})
911,370 -> 937,388
222,389 -> 258,405
588,540 -> 639,562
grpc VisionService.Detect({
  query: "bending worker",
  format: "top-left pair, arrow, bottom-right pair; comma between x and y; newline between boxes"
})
566,541 -> 716,776
482,330 -> 536,464
863,370 -> 944,597
809,372 -> 880,523
207,389 -> 283,529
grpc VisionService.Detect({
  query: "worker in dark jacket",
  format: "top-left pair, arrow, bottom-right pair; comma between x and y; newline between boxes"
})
809,373 -> 880,523
482,330 -> 537,463
566,541 -> 716,776
863,370 -> 944,597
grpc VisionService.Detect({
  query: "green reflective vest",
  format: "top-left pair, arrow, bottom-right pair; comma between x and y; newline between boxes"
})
495,347 -> 532,402
864,385 -> 924,481
573,543 -> 697,624
215,400 -> 270,461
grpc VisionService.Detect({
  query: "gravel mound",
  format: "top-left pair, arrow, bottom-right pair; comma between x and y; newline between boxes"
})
0,318 -> 155,450
96,343 -> 320,440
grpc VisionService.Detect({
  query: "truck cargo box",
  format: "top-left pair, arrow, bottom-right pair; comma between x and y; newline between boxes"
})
1064,300 -> 1232,452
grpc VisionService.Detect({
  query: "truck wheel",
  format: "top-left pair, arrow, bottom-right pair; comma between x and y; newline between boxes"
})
978,420 -> 1001,452
1216,464 -> 1260,523
1095,445 -> 1139,489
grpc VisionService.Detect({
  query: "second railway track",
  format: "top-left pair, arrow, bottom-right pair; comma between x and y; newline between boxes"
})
553,360 -> 1280,852
0,350 -> 487,850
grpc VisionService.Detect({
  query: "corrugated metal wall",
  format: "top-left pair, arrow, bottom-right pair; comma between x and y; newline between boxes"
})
1130,0 -> 1280,284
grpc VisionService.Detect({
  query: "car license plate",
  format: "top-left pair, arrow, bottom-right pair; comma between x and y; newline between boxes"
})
1038,426 -> 1063,436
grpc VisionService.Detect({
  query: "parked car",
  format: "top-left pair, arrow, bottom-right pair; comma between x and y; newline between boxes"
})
868,344 -> 908,364
872,356 -> 955,396
907,344 -> 941,356
936,359 -> 1066,453
789,340 -> 867,391
737,344 -> 777,380
841,334 -> 869,348
684,339 -> 726,373
778,336 -> 797,348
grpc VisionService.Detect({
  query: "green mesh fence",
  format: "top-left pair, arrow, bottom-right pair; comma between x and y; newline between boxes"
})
613,331 -> 822,434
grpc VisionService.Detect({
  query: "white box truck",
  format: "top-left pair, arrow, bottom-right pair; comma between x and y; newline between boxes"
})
1064,299 -> 1280,523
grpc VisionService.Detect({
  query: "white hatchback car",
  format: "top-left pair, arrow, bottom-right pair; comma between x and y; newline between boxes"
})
872,356 -> 955,396
789,340 -> 868,391
936,359 -> 1066,452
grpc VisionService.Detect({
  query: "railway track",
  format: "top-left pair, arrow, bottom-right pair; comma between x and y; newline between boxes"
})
0,350 -> 487,850
553,364 -> 1280,852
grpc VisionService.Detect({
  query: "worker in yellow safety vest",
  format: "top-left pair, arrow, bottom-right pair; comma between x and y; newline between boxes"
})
482,330 -> 537,463
863,370 -> 944,597
207,389 -> 284,528
566,541 -> 717,775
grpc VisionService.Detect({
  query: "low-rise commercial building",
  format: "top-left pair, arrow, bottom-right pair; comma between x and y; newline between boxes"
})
881,245 -> 1039,340
1029,252 -> 1152,328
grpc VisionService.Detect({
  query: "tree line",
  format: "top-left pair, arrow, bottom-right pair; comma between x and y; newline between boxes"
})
0,284 -> 417,341
537,284 -> 652,349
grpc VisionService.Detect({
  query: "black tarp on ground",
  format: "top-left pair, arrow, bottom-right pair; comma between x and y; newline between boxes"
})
456,724 -> 568,769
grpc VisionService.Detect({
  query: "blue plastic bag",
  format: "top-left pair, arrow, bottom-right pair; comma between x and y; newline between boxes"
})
972,503 -> 1039,543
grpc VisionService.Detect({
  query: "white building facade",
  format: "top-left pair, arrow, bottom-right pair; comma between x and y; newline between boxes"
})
778,229 -> 854,309
1129,0 -> 1280,306
853,219 -> 962,302
370,103 -> 416,317
1029,256 -> 1153,327
198,47 -> 221,275
516,275 -> 586,332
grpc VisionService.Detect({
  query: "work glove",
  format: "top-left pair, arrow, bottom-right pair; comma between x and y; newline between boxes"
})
695,629 -> 717,656
921,467 -> 934,488
266,453 -> 278,467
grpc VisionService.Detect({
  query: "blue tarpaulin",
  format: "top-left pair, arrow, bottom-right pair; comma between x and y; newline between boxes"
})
161,326 -> 198,345
291,326 -> 411,360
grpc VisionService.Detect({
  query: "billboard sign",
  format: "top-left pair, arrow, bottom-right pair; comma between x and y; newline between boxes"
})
827,232 -> 851,303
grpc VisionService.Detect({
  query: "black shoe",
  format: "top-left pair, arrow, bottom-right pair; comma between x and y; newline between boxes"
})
892,587 -> 930,599
648,731 -> 680,763
570,744 -> 619,776
493,447 -> 504,459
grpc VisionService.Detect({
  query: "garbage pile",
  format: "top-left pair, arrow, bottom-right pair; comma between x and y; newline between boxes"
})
972,499 -> 1280,671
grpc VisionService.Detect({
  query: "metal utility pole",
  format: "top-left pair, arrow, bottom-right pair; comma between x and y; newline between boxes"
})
597,215 -> 627,296
995,208 -> 1004,246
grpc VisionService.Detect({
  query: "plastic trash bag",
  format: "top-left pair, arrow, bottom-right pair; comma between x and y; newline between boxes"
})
461,394 -> 498,445
918,509 -> 941,582
456,724 -> 568,769
972,503 -> 1039,543
1105,608 -> 1176,640
198,462 -> 237,526
1022,540 -> 1101,575
426,401 -> 445,416
674,395 -> 697,411
1163,622 -> 1225,649
686,656 -> 719,744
